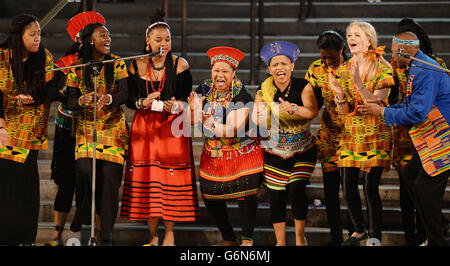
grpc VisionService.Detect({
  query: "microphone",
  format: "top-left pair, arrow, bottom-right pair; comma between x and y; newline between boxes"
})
398,48 -> 411,59
147,47 -> 162,58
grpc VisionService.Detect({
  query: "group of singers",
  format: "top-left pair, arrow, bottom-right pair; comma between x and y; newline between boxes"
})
0,11 -> 448,247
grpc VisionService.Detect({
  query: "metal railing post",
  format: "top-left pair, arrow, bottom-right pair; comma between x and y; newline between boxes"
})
250,0 -> 256,85
163,0 -> 168,20
181,0 -> 187,58
258,0 -> 264,71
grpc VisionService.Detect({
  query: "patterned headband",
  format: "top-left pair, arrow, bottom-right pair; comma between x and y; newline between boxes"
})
392,36 -> 420,46
146,21 -> 170,36
211,54 -> 239,69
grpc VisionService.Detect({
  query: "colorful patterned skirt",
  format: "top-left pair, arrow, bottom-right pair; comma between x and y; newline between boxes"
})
120,109 -> 199,222
199,140 -> 264,200
263,144 -> 317,191
315,113 -> 343,173
337,115 -> 392,172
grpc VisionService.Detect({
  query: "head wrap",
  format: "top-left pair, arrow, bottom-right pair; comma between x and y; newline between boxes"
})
67,11 -> 105,42
260,41 -> 301,65
206,46 -> 245,69
392,36 -> 420,46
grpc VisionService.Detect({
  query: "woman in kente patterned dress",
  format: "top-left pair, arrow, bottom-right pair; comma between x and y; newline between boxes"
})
254,41 -> 319,246
328,21 -> 395,246
188,46 -> 264,246
305,29 -> 353,246
46,11 -> 106,247
66,22 -> 129,246
0,14 -> 55,245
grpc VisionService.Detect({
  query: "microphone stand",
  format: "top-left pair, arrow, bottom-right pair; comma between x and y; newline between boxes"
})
400,52 -> 450,73
44,50 -> 161,246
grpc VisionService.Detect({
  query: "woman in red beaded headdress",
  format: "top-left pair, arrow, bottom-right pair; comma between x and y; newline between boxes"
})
187,46 -> 264,246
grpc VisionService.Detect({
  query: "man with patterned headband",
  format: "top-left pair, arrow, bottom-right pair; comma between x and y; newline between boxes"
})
360,31 -> 450,246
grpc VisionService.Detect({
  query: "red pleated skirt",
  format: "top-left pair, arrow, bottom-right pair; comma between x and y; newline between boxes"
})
120,109 -> 199,222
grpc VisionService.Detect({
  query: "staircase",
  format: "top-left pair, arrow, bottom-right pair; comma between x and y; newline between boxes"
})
1,0 -> 450,246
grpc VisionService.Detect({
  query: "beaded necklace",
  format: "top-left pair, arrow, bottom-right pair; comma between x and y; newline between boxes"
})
145,58 -> 166,99
150,58 -> 165,71
275,80 -> 292,99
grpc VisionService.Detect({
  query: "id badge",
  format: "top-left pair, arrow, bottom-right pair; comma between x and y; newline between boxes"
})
151,100 -> 164,112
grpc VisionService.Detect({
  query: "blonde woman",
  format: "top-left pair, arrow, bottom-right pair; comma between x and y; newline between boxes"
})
328,21 -> 395,246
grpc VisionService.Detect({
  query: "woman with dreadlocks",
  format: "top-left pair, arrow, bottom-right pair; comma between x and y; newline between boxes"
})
0,14 -> 56,246
66,22 -> 129,246
45,11 -> 106,246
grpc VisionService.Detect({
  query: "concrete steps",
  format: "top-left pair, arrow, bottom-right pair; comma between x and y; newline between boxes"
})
36,222 -> 407,246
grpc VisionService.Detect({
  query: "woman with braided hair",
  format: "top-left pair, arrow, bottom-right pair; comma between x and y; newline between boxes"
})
45,11 -> 106,246
66,21 -> 129,246
0,14 -> 56,245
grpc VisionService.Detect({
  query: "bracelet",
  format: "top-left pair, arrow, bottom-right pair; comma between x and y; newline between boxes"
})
106,94 -> 113,105
78,96 -> 84,106
289,104 -> 298,115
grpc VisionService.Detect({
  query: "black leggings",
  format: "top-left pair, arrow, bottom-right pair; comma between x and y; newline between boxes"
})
203,195 -> 258,242
323,170 -> 355,243
342,167 -> 383,240
74,158 -> 123,241
52,125 -> 76,213
269,181 -> 308,223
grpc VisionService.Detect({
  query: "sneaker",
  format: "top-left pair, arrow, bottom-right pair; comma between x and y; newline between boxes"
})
419,239 -> 428,246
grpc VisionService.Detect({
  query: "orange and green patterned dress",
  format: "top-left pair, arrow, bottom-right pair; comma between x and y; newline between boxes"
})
336,58 -> 395,172
65,55 -> 129,164
305,59 -> 345,173
0,48 -> 54,163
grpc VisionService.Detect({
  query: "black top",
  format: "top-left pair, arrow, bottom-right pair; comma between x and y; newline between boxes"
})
126,58 -> 193,110
268,77 -> 308,106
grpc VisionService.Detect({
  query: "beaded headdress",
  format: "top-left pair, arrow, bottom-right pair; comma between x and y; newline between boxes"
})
260,41 -> 301,65
206,46 -> 245,69
67,11 -> 105,42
